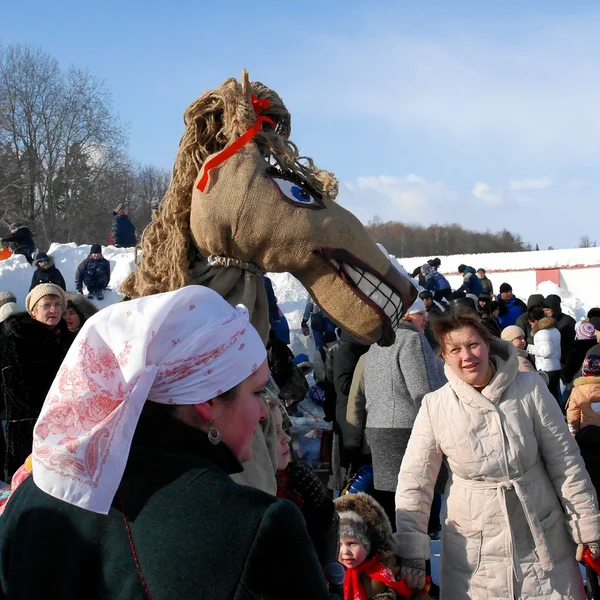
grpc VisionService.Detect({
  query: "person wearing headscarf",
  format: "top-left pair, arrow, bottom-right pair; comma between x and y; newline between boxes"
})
0,286 -> 329,600
0,283 -> 72,480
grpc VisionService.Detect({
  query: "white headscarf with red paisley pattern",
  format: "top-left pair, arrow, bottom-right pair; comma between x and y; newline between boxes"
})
32,285 -> 266,514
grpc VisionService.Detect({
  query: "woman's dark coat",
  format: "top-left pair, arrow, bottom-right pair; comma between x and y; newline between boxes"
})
0,313 -> 72,479
29,255 -> 66,291
0,405 -> 330,600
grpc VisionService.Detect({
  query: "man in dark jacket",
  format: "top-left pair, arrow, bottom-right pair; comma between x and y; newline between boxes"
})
476,268 -> 493,296
75,244 -> 111,300
497,283 -> 527,329
457,264 -> 484,297
544,294 -> 576,375
29,252 -> 66,291
516,294 -> 545,346
110,204 -> 137,248
0,223 -> 35,264
333,330 -> 369,468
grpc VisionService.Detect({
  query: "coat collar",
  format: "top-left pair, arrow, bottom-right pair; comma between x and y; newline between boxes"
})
444,339 -> 519,411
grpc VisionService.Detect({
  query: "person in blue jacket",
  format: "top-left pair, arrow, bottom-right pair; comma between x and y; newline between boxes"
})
456,264 -> 484,297
75,244 -> 111,300
497,282 -> 527,329
421,264 -> 452,303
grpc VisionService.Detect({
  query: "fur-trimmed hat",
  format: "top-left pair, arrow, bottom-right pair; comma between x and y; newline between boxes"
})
583,355 -> 600,378
334,492 -> 395,558
25,283 -> 67,315
0,291 -> 17,308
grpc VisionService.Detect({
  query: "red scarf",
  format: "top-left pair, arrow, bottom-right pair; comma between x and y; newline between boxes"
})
343,554 -> 413,600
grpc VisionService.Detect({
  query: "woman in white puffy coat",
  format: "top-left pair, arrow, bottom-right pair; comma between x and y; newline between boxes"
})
527,307 -> 562,402
395,312 -> 600,600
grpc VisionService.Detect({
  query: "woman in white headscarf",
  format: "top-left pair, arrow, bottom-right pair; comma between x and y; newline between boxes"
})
0,286 -> 330,600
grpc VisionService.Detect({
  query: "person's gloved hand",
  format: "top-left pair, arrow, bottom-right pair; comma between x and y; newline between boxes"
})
301,321 -> 310,336
399,558 -> 426,590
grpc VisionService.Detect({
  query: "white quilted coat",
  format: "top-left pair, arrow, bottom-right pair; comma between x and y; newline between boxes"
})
395,340 -> 600,600
527,317 -> 562,372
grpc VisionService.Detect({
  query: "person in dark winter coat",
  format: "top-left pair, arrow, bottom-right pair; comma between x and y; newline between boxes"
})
0,287 -> 329,600
110,204 -> 137,248
562,321 -> 598,385
333,330 -> 370,468
476,268 -> 493,296
363,299 -> 445,526
477,294 -> 502,338
63,292 -> 98,335
29,252 -> 66,291
515,293 -> 545,347
456,264 -> 484,297
0,284 -> 72,480
75,244 -> 111,300
0,223 -> 35,264
419,290 -> 444,352
544,294 -> 576,376
497,283 -> 527,329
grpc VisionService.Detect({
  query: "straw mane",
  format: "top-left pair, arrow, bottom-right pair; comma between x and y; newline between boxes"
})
121,71 -> 338,298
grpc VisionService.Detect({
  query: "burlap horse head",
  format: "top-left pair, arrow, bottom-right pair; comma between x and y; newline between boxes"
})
121,71 -> 416,346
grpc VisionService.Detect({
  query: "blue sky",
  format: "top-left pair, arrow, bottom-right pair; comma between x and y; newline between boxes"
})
2,0 -> 599,249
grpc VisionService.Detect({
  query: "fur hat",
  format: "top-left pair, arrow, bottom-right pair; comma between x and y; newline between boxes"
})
501,325 -> 525,343
583,355 -> 600,377
576,321 -> 596,341
90,243 -> 102,255
0,302 -> 20,323
25,283 -> 67,315
0,291 -> 17,308
499,283 -> 512,294
65,292 -> 98,326
334,492 -> 395,558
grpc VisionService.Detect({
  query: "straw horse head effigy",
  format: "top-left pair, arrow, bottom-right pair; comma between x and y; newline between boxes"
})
121,71 -> 416,347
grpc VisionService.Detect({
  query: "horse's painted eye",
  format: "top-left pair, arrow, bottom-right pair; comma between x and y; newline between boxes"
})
271,177 -> 321,207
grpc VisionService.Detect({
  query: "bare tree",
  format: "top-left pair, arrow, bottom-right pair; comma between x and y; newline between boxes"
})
0,43 -> 127,246
580,236 -> 592,248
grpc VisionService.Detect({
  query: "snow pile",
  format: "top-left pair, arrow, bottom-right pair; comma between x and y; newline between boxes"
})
2,244 -> 599,350
0,243 -> 137,311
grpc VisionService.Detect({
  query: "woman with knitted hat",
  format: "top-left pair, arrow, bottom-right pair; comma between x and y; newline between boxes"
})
0,283 -> 73,479
500,325 -> 535,372
0,286 -> 330,600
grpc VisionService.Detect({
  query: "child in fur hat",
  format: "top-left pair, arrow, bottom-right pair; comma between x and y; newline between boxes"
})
567,355 -> 600,435
334,492 -> 430,600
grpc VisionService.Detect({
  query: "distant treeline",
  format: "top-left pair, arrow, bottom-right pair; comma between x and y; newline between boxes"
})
366,218 -> 528,258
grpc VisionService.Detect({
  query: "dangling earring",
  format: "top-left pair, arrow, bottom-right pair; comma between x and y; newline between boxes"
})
207,420 -> 221,445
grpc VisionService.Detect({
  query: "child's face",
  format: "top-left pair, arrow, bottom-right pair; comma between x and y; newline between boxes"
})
272,406 -> 292,470
339,535 -> 368,569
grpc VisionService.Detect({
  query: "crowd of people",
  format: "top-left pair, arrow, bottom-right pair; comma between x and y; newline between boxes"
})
0,251 -> 600,599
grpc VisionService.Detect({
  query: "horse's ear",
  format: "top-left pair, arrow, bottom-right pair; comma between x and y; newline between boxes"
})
241,69 -> 251,105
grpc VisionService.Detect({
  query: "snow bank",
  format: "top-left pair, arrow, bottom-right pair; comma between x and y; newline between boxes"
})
2,244 -> 599,344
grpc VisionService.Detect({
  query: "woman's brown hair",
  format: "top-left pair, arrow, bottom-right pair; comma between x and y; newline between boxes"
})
432,311 -> 494,354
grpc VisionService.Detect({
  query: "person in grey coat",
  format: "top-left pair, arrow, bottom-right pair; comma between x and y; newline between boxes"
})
364,298 -> 446,525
